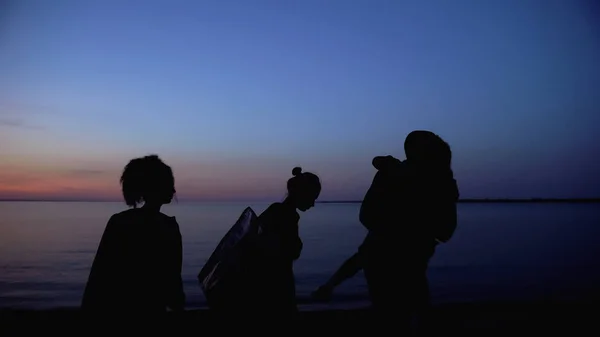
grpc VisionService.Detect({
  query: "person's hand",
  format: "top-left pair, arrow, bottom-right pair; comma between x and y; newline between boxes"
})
311,285 -> 333,302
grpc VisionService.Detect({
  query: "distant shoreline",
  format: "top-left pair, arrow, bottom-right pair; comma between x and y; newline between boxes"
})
318,198 -> 600,204
0,198 -> 599,203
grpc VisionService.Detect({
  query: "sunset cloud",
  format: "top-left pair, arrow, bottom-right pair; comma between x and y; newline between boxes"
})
0,118 -> 43,130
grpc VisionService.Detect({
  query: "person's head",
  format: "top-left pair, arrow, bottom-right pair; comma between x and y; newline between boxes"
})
286,167 -> 321,212
404,130 -> 452,168
120,154 -> 176,208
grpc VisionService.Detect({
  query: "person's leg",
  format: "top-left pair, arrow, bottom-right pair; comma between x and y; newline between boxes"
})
364,263 -> 413,334
408,260 -> 433,336
363,263 -> 384,309
413,276 -> 433,336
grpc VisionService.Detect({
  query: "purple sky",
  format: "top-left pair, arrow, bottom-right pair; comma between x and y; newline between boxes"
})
1,0 -> 599,201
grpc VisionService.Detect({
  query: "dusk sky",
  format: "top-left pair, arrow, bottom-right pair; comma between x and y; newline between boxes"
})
1,0 -> 599,201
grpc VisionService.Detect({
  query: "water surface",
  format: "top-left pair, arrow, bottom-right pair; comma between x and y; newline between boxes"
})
1,201 -> 599,310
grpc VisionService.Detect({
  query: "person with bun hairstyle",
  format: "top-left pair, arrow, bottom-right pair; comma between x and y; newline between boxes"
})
250,166 -> 321,318
81,155 -> 185,315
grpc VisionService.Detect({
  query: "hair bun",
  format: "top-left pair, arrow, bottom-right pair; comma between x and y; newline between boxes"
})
292,167 -> 302,176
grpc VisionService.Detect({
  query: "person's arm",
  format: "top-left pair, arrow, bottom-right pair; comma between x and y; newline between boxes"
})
286,222 -> 303,261
268,220 -> 302,261
166,218 -> 185,311
81,215 -> 120,310
257,204 -> 303,261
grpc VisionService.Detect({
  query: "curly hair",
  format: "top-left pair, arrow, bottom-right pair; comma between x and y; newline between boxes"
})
120,155 -> 175,207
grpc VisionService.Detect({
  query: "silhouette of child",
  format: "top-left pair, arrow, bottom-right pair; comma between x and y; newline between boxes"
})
250,166 -> 321,318
81,155 -> 185,314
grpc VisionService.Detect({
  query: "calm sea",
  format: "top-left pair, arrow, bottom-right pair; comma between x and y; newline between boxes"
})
1,201 -> 600,310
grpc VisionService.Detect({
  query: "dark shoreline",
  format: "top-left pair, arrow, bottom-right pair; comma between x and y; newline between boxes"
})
0,300 -> 597,333
319,198 -> 600,204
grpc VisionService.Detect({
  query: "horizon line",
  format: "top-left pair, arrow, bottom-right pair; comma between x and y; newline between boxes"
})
0,197 -> 599,203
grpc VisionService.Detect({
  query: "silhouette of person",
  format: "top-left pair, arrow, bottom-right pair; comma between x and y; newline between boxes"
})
246,167 -> 321,320
314,131 -> 458,333
81,155 -> 185,315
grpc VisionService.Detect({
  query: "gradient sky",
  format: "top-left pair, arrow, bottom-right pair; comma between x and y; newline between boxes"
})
1,0 -> 599,201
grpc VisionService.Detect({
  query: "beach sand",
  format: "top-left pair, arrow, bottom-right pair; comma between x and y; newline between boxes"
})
0,300 -> 597,335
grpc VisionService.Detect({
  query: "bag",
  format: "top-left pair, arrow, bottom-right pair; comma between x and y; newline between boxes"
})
429,177 -> 459,243
198,207 -> 260,309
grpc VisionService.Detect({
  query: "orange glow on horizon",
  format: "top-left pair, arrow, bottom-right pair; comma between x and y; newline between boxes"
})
0,155 -> 364,201
0,162 -> 291,201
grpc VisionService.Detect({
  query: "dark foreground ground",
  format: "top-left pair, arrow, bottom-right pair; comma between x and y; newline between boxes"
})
0,300 -> 598,335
